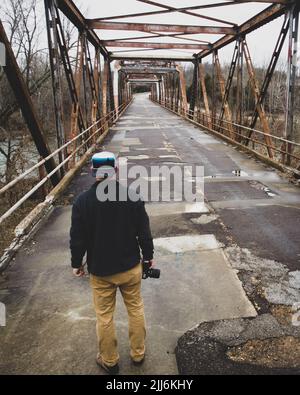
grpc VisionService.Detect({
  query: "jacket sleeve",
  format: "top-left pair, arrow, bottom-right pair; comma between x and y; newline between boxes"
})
136,200 -> 154,261
70,198 -> 87,268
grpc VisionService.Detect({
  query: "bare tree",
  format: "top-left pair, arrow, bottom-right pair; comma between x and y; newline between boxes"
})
0,0 -> 79,127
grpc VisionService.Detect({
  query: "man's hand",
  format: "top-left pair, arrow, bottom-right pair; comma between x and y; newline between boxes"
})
143,259 -> 154,268
149,259 -> 154,268
73,265 -> 85,277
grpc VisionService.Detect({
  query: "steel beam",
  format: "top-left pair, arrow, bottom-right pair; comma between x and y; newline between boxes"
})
125,73 -> 159,79
212,52 -> 217,123
198,4 -> 287,58
236,37 -> 244,130
136,0 -> 236,26
92,48 -> 102,142
56,0 -> 109,58
199,62 -> 212,129
128,80 -> 159,83
108,33 -> 211,45
90,21 -> 235,35
232,1 -> 289,3
44,0 -> 66,175
94,49 -> 102,118
215,52 -> 235,139
189,60 -> 199,117
103,41 -> 209,50
176,65 -> 188,114
53,9 -> 85,139
92,3 -> 236,25
84,35 -> 101,127
107,61 -> 115,115
121,67 -> 177,73
243,40 -> 274,158
111,55 -> 194,62
285,4 -> 299,165
81,35 -> 89,129
0,20 -> 59,186
102,60 -> 109,117
246,15 -> 289,145
70,33 -> 84,154
219,39 -> 239,124
114,62 -> 121,115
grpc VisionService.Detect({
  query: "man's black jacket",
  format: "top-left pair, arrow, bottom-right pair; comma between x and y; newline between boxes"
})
70,181 -> 154,276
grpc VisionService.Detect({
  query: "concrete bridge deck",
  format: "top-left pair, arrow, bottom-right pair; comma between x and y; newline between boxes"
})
1,94 -> 300,375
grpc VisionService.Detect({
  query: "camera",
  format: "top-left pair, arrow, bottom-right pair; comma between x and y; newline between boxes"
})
142,260 -> 160,279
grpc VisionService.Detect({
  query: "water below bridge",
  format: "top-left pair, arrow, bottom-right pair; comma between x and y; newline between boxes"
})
1,93 -> 300,375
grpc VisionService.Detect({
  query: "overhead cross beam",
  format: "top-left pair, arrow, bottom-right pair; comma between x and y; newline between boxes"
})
88,21 -> 236,36
93,1 -> 237,26
121,67 -> 177,73
230,1 -> 289,3
197,3 -> 287,58
128,79 -> 159,83
136,0 -> 236,26
102,41 -> 210,50
107,33 -> 207,43
111,55 -> 195,62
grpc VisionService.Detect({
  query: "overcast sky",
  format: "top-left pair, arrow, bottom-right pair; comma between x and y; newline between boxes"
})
73,0 -> 289,68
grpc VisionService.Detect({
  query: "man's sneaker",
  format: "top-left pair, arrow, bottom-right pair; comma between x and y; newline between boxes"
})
131,356 -> 145,366
96,355 -> 119,375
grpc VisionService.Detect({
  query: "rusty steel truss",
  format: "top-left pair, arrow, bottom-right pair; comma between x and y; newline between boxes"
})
0,0 -> 300,185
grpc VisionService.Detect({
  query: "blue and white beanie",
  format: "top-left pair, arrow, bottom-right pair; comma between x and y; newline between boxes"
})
91,152 -> 116,178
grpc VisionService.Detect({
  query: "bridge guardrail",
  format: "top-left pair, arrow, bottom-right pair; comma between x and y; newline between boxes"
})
0,100 -> 132,226
152,98 -> 300,177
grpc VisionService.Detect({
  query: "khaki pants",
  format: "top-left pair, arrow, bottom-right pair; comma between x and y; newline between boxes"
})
90,263 -> 146,366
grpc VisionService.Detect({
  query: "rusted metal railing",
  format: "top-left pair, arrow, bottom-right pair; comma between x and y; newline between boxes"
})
153,98 -> 300,175
0,100 -> 132,226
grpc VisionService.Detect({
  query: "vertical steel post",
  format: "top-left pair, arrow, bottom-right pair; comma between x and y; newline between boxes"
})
156,81 -> 160,102
212,52 -> 217,127
176,65 -> 188,116
70,33 -> 83,163
236,37 -> 244,140
158,79 -> 162,103
114,61 -> 121,116
243,40 -> 274,158
44,0 -> 66,175
199,61 -> 212,129
82,33 -> 90,131
162,75 -> 166,105
107,60 -> 115,122
215,52 -> 234,139
189,60 -> 198,119
94,48 -> 102,119
102,59 -> 109,118
285,5 -> 299,165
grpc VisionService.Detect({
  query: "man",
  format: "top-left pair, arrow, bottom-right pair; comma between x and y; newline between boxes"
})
70,152 -> 154,375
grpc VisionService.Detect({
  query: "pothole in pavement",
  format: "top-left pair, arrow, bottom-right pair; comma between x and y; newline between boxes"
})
227,336 -> 300,369
270,305 -> 295,326
190,214 -> 219,225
